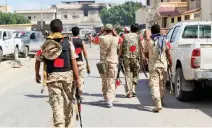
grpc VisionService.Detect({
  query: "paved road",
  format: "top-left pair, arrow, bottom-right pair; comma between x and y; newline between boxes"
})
0,44 -> 212,127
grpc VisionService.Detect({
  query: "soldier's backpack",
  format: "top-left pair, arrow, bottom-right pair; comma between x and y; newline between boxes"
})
122,33 -> 140,58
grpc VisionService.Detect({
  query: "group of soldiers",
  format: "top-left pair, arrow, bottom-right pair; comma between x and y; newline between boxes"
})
96,23 -> 172,112
34,18 -> 172,127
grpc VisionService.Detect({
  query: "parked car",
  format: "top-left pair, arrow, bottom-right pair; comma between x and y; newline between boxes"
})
166,21 -> 212,101
14,31 -> 45,58
0,29 -> 22,62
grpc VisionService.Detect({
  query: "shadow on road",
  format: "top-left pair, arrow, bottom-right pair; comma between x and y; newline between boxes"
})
83,93 -> 126,98
136,78 -> 212,118
24,94 -> 48,98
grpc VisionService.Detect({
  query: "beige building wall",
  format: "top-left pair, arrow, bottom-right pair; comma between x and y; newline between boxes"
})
0,6 -> 12,13
0,24 -> 33,31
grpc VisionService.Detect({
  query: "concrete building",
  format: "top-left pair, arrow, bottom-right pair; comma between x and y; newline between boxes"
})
136,0 -> 188,29
0,5 -> 12,13
15,0 -> 109,32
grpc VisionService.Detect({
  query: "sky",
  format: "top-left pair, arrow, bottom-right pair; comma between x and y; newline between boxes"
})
1,0 -> 146,11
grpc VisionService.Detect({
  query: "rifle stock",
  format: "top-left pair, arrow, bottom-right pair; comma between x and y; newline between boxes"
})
168,66 -> 174,95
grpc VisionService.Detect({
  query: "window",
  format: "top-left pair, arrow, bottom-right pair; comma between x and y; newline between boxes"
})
64,15 -> 68,19
28,16 -> 31,20
171,18 -> 174,23
170,26 -> 180,42
166,27 -> 175,41
84,10 -> 88,16
182,25 -> 198,38
177,16 -> 181,22
7,31 -> 12,39
0,31 -> 2,39
199,25 -> 211,38
185,15 -> 190,20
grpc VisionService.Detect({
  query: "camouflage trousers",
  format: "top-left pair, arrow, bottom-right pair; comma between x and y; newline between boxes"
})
47,80 -> 75,128
149,68 -> 167,100
123,58 -> 140,95
101,62 -> 118,102
75,61 -> 85,93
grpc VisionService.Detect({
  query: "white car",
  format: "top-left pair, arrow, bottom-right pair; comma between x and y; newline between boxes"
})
166,21 -> 212,101
0,29 -> 22,62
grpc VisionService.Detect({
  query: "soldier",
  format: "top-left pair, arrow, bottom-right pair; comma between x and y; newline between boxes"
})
119,23 -> 143,98
144,24 -> 172,113
95,24 -> 120,107
71,26 -> 90,99
35,19 -> 81,127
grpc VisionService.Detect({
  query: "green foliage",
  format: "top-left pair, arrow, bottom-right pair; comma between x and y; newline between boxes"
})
0,12 -> 30,25
100,1 -> 142,26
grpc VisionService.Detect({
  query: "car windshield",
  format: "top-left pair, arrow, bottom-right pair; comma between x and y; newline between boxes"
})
14,31 -> 28,38
0,31 -> 2,39
22,32 -> 31,38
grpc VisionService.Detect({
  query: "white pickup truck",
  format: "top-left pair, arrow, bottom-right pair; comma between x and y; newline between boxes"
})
0,29 -> 22,62
166,21 -> 212,101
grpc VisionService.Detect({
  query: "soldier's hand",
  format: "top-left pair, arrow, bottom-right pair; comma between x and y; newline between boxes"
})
86,65 -> 91,75
36,74 -> 41,84
76,79 -> 81,88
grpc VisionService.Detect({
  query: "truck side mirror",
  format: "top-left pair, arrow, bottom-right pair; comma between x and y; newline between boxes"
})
30,34 -> 36,39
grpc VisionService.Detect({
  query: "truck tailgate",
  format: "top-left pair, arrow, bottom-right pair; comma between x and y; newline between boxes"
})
200,45 -> 212,70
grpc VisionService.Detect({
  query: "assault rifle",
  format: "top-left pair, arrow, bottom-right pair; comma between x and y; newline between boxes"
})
75,88 -> 83,128
167,66 -> 174,95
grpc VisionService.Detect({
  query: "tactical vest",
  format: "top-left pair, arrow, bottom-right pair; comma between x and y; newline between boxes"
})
73,38 -> 83,62
122,33 -> 140,58
45,37 -> 72,73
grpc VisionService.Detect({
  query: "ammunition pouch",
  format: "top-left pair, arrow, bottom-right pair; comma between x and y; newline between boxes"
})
96,61 -> 107,75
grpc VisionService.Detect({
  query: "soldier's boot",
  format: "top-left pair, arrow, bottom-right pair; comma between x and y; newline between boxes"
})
161,97 -> 164,106
152,98 -> 162,113
55,123 -> 65,128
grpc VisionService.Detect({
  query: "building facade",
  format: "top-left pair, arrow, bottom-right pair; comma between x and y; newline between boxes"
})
15,1 -> 109,32
0,5 -> 12,13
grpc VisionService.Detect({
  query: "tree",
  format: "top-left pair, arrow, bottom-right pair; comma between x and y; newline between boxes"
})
100,1 -> 142,26
0,12 -> 30,25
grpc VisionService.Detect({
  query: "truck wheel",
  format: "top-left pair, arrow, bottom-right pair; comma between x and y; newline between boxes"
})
0,49 -> 3,62
175,67 -> 193,101
23,47 -> 29,58
13,47 -> 19,60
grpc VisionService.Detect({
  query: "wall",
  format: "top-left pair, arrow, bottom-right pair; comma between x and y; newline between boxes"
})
201,0 -> 212,21
0,24 -> 33,31
135,8 -> 150,28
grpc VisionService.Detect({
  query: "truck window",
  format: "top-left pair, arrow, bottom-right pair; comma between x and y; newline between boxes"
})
182,25 -> 198,38
170,26 -> 180,42
199,25 -> 211,38
166,28 -> 174,41
7,31 -> 12,39
0,31 -> 2,39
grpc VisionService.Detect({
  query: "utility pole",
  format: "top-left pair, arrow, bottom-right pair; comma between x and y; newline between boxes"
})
40,2 -> 43,31
5,0 -> 7,13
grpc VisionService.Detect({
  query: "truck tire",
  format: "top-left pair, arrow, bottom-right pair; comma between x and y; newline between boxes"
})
0,49 -> 3,62
175,67 -> 193,101
23,46 -> 29,58
13,47 -> 19,60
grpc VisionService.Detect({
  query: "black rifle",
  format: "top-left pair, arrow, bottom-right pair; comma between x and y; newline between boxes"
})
140,52 -> 148,78
75,88 -> 83,128
167,66 -> 174,95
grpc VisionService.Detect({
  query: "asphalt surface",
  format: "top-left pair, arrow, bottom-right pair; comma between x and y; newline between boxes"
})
0,44 -> 212,127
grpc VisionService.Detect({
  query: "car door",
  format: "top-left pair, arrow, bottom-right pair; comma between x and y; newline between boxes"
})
2,31 -> 13,55
167,26 -> 181,75
6,31 -> 15,54
29,32 -> 37,52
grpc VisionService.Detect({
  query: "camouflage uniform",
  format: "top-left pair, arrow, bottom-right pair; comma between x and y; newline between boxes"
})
122,33 -> 142,96
76,61 -> 84,92
36,33 -> 78,127
99,34 -> 119,103
144,36 -> 170,110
